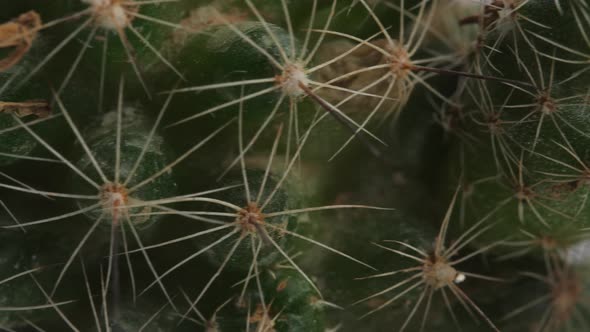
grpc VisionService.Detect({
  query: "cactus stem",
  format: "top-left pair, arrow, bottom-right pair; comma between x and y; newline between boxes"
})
504,254 -> 585,330
328,0 -> 535,136
500,227 -> 590,262
537,140 -> 590,187
0,81 -> 235,314
11,0 -> 188,96
135,120 -> 381,323
356,187 -> 501,331
166,1 -> 392,161
505,51 -> 590,156
501,155 -> 573,227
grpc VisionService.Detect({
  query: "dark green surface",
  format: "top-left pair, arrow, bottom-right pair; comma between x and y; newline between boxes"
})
1,1 -> 590,331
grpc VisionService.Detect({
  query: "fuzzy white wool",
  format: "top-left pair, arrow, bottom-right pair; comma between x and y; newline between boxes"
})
100,5 -> 129,30
104,191 -> 125,206
280,63 -> 310,97
454,273 -> 466,284
82,0 -> 130,30
564,240 -> 590,265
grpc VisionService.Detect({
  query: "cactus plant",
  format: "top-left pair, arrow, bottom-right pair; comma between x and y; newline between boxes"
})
1,0 -> 590,331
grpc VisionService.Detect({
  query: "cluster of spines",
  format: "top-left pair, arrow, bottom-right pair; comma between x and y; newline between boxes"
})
1,0 -> 590,331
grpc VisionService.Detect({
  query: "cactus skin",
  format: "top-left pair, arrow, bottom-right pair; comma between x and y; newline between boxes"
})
70,107 -> 178,229
0,230 -> 46,328
1,1 -> 590,331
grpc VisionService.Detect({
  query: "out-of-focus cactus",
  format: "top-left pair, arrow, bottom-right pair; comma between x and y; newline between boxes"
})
1,1 -> 590,331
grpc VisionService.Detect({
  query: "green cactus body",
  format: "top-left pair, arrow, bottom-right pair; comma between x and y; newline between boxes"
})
161,21 -> 298,131
0,23 -> 52,166
35,0 -> 183,60
453,56 -> 590,253
198,168 -> 300,272
12,0 -> 187,99
0,231 -> 45,327
70,106 -> 177,229
0,113 -> 44,166
211,297 -> 278,332
100,301 -> 179,332
262,269 -> 326,332
212,269 -> 326,332
320,212 -> 438,331
453,169 -> 590,252
494,257 -> 590,332
4,1 -> 590,331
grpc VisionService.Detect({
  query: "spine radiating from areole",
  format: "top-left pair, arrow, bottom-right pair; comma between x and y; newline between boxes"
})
0,1 -> 590,331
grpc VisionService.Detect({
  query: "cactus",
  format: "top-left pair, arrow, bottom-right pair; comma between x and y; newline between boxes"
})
1,0 -> 590,331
